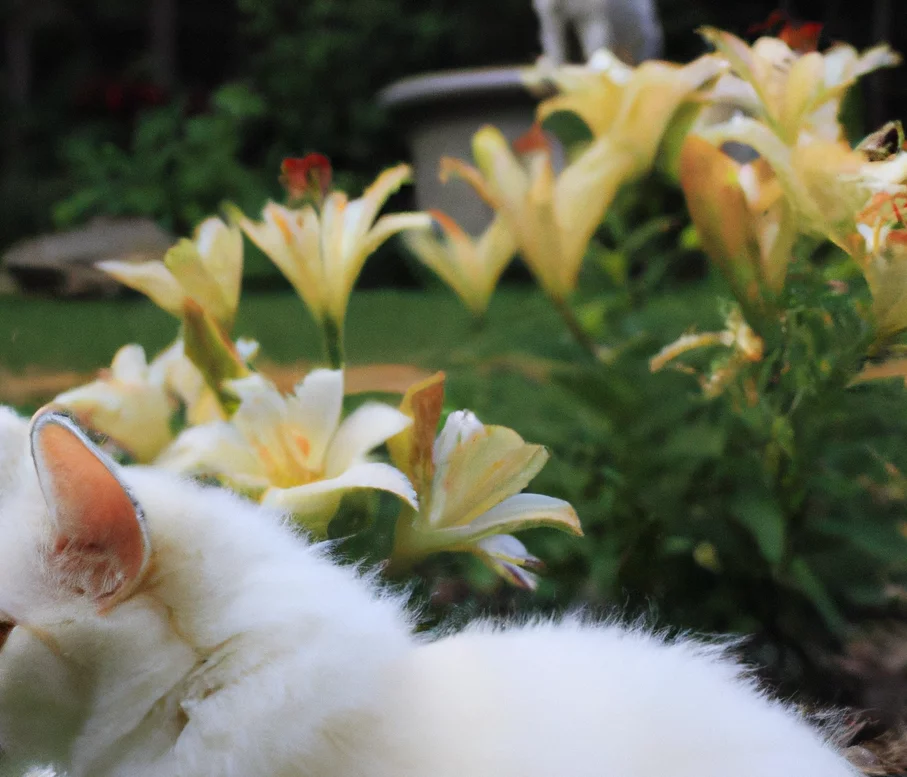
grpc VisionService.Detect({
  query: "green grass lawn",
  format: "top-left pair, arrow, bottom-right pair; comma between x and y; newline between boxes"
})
0,288 -> 571,373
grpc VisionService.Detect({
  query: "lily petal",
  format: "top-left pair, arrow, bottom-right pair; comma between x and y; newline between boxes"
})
429,416 -> 551,529
110,344 -> 153,383
471,534 -> 543,590
155,421 -> 268,489
284,369 -> 344,469
262,461 -> 418,534
55,377 -> 173,464
195,217 -> 244,323
347,163 -> 415,249
53,344 -> 174,463
453,492 -> 582,541
405,211 -> 516,317
324,402 -> 413,477
239,203 -> 326,320
96,259 -> 185,317
387,371 -> 446,495
360,212 -> 433,261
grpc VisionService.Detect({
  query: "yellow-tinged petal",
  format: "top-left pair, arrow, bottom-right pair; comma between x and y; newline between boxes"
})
405,227 -> 475,310
442,493 -> 582,543
851,357 -> 907,385
439,157 -> 501,209
155,421 -> 269,490
607,55 -> 727,168
96,259 -> 185,317
54,344 -> 174,463
858,234 -> 907,338
472,125 -> 531,215
779,51 -> 826,139
281,369 -> 345,470
650,331 -> 726,373
110,343 -> 152,383
471,125 -> 569,298
698,118 -> 828,232
537,76 -> 625,137
323,402 -> 412,477
406,210 -> 518,316
355,212 -> 432,273
195,217 -> 243,320
699,27 -> 900,142
238,202 -> 327,321
387,371 -> 445,496
150,340 -> 226,425
164,217 -> 243,329
262,462 -> 418,535
554,135 -> 638,292
165,239 -> 235,329
679,136 -> 764,304
531,48 -> 632,136
700,28 -> 790,131
427,411 -> 549,529
346,163 -> 415,248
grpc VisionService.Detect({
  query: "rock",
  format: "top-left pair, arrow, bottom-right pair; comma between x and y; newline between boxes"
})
3,217 -> 174,297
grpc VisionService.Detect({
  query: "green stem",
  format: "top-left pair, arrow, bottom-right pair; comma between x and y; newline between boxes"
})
386,507 -> 452,577
549,294 -> 600,359
322,316 -> 345,369
386,511 -> 421,577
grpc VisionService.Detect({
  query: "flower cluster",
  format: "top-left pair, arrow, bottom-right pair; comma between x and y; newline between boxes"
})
48,160 -> 580,589
400,21 -> 906,393
44,21 -> 907,599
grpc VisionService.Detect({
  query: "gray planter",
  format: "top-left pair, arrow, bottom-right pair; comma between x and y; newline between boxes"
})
379,67 -> 552,236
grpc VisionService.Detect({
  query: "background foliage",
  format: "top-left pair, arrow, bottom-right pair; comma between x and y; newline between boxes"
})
2,0 -> 905,255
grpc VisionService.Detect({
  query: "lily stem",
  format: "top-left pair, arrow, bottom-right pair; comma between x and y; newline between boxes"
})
549,294 -> 600,360
322,317 -> 345,369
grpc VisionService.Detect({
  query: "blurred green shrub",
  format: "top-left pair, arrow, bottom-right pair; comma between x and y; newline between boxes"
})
53,83 -> 268,234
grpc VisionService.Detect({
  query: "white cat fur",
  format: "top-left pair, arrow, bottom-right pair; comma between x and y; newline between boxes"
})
0,408 -> 857,777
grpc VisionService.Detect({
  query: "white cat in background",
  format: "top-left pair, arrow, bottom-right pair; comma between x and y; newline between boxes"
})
533,0 -> 664,64
0,405 -> 858,777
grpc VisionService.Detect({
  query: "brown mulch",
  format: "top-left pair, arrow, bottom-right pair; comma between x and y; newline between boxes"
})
845,716 -> 907,775
0,361 -> 433,408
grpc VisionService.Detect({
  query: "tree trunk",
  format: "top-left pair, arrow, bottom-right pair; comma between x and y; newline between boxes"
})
6,10 -> 33,108
149,0 -> 177,89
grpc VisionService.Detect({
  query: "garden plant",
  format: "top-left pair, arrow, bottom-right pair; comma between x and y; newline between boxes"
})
38,21 -> 907,722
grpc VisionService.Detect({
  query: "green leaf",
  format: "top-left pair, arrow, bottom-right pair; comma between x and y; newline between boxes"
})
785,557 -> 848,635
728,491 -> 786,565
818,518 -> 907,566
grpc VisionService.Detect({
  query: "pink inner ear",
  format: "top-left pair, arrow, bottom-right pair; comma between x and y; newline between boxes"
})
35,419 -> 147,602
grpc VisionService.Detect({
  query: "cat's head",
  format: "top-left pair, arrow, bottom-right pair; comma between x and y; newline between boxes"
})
0,408 -> 151,624
0,408 -> 183,766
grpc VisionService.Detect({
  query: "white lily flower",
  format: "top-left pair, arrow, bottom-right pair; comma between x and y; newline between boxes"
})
388,374 -> 581,589
404,209 -> 516,318
53,345 -> 174,463
157,369 -> 417,534
98,216 -> 243,330
237,163 -> 431,330
699,27 -> 900,144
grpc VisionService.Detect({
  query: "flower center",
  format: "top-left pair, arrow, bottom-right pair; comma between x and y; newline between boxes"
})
254,431 -> 319,489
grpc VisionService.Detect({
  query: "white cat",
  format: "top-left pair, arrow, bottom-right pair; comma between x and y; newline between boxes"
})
532,0 -> 664,65
0,406 -> 858,777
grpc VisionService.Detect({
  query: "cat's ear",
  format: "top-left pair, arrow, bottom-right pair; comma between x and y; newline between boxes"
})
30,409 -> 151,611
